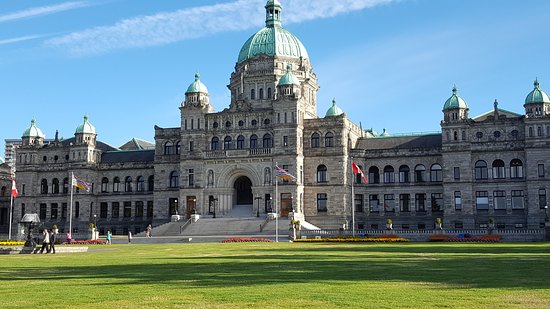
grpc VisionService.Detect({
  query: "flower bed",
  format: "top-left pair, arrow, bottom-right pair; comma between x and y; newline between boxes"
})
429,234 -> 501,242
62,239 -> 107,245
0,240 -> 25,246
222,237 -> 273,243
294,236 -> 409,243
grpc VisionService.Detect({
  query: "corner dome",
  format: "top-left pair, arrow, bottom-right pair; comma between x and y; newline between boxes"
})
325,99 -> 344,117
22,119 -> 45,138
443,86 -> 468,110
278,64 -> 299,86
237,1 -> 308,64
186,73 -> 208,94
525,79 -> 550,104
75,115 -> 96,135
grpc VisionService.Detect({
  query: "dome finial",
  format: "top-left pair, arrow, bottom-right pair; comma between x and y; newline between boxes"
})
452,85 -> 458,95
332,98 -> 336,105
534,78 -> 540,89
195,72 -> 200,81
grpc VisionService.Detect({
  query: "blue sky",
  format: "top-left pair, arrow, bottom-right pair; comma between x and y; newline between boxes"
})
1,0 -> 550,158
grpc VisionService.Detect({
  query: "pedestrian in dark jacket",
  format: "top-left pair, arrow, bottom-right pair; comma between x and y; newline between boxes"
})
49,230 -> 56,254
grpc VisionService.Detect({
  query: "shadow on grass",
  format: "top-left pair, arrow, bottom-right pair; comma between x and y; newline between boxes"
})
2,243 -> 549,290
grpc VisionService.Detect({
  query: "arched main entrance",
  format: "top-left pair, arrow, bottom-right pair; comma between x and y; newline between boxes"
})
234,176 -> 253,205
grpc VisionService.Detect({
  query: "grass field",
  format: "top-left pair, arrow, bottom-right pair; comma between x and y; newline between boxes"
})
0,242 -> 549,308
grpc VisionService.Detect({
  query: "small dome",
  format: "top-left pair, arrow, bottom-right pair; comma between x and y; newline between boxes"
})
278,64 -> 299,86
75,115 -> 96,134
325,99 -> 344,117
525,79 -> 550,104
185,73 -> 208,94
22,119 -> 45,138
443,86 -> 469,110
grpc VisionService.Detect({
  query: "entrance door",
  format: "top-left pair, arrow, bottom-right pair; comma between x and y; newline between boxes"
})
234,176 -> 253,205
186,196 -> 196,219
280,193 -> 293,217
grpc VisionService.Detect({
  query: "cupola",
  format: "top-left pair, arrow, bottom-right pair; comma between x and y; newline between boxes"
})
442,86 -> 469,123
21,118 -> 45,146
184,73 -> 210,108
277,64 -> 300,99
524,79 -> 550,117
74,115 -> 97,146
325,99 -> 344,117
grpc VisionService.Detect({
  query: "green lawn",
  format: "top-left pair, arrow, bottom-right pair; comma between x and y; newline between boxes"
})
0,242 -> 549,308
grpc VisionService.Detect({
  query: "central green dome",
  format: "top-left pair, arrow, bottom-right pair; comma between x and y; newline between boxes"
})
237,0 -> 308,64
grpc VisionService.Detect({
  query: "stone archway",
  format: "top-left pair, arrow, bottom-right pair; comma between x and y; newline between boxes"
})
234,176 -> 253,205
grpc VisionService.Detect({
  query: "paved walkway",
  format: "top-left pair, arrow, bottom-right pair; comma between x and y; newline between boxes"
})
111,234 -> 291,244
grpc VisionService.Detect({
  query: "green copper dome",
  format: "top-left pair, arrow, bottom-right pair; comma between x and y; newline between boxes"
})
22,118 -> 45,138
237,1 -> 308,64
185,73 -> 208,94
525,79 -> 550,104
278,64 -> 299,86
75,115 -> 96,134
325,99 -> 344,117
443,86 -> 469,110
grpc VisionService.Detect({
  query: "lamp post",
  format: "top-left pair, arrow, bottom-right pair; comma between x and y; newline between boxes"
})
255,196 -> 263,217
267,195 -> 273,213
93,214 -> 97,229
545,205 -> 549,227
212,197 -> 218,218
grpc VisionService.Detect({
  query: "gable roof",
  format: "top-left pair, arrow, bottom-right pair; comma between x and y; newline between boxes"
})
472,108 -> 522,122
119,138 -> 155,151
356,134 -> 442,151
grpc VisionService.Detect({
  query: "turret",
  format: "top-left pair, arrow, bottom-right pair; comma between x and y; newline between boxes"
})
442,86 -> 469,123
21,119 -> 45,146
524,79 -> 550,118
74,115 -> 97,146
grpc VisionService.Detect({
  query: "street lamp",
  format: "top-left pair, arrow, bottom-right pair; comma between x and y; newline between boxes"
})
544,205 -> 548,226
93,214 -> 97,229
255,196 -> 263,217
212,197 -> 218,218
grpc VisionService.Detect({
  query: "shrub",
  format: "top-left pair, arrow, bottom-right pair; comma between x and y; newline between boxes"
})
222,238 -> 273,243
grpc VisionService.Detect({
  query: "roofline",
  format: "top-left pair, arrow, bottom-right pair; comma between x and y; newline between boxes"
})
472,108 -> 522,119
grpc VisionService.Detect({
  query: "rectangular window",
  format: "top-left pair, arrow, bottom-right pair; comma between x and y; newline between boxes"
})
22,184 -> 26,195
62,203 -> 67,219
50,203 -> 58,219
431,193 -> 443,212
189,141 -> 194,152
75,202 -> 80,218
454,191 -> 462,210
317,193 -> 327,212
539,189 -> 547,209
453,167 -> 460,180
169,198 -> 179,215
493,191 -> 506,210
476,191 -> 489,210
369,195 -> 379,212
123,201 -> 132,217
100,202 -> 108,218
539,164 -> 545,178
147,201 -> 154,218
399,194 -> 410,212
135,201 -> 144,217
112,202 -> 120,218
512,190 -> 524,209
283,136 -> 288,147
354,194 -> 363,212
415,193 -> 426,212
188,169 -> 194,187
384,194 -> 395,212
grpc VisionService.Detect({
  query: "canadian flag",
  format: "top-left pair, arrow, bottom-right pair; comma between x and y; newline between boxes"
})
11,179 -> 18,198
352,162 -> 367,184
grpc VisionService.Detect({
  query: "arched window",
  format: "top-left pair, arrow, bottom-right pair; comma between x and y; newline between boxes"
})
63,178 -> 69,194
383,166 -> 395,183
511,130 -> 519,139
454,131 -> 458,140
399,165 -> 410,183
125,176 -> 133,192
250,135 -> 258,148
41,179 -> 48,194
175,142 -> 181,155
311,133 -> 320,148
510,159 -> 524,179
317,165 -> 327,183
414,165 -> 426,182
267,87 -> 272,99
529,127 -> 534,137
325,132 -> 334,147
368,166 -> 380,184
224,136 -> 232,149
101,177 -> 109,192
492,160 -> 505,179
137,176 -> 145,192
259,88 -> 264,99
148,175 -> 154,191
262,133 -> 272,148
52,178 -> 60,194
169,171 -> 179,188
113,177 -> 120,192
237,135 -> 245,149
0,186 -> 6,196
475,160 -> 488,180
462,131 -> 466,140
430,164 -> 442,182
164,141 -> 173,155
251,89 -> 255,100
211,137 -> 219,150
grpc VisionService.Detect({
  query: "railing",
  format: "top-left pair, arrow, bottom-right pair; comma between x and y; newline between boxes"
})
249,148 -> 271,156
259,216 -> 271,232
300,229 -> 545,237
179,218 -> 192,234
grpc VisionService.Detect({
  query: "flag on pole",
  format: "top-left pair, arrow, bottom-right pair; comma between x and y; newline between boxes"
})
72,174 -> 92,192
352,162 -> 367,184
274,165 -> 296,181
11,179 -> 18,198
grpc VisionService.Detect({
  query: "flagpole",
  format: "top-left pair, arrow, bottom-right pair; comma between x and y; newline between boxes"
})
69,172 -> 74,236
351,162 -> 356,237
8,188 -> 14,240
275,162 -> 279,243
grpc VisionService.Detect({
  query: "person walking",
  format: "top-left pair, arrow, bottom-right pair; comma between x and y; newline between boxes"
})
39,229 -> 50,254
66,231 -> 72,244
146,224 -> 152,237
49,230 -> 56,254
127,231 -> 132,244
106,230 -> 112,245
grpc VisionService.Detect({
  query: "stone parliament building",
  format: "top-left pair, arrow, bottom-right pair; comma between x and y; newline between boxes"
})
4,0 -> 550,236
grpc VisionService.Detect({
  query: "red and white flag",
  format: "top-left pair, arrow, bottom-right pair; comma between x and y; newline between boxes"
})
11,179 -> 18,198
352,162 -> 367,184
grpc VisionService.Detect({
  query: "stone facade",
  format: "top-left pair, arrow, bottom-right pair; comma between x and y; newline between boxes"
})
6,1 -> 550,237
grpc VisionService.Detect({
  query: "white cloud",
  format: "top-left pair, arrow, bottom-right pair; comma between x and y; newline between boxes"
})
0,1 -> 91,23
45,0 -> 396,56
0,35 -> 46,45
